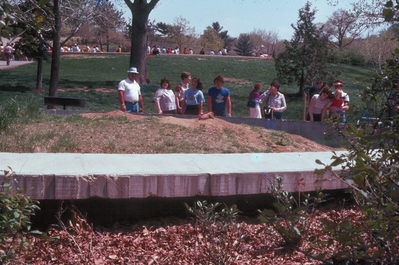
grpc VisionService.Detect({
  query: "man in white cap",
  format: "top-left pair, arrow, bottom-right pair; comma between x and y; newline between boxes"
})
117,67 -> 144,113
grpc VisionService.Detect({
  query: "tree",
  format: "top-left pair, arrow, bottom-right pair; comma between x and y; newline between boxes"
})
124,0 -> 160,83
4,0 -> 53,92
275,1 -> 338,96
92,1 -> 125,52
234,34 -> 254,56
358,29 -> 398,73
249,29 -> 280,57
324,9 -> 369,48
199,26 -> 224,52
211,21 -> 235,48
166,17 -> 195,50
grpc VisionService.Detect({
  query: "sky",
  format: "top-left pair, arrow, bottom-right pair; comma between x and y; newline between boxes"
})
115,0 -> 358,40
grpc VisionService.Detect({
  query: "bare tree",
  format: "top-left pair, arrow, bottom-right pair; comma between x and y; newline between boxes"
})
249,29 -> 279,56
324,9 -> 369,48
92,1 -> 126,51
353,29 -> 398,73
168,17 -> 196,51
124,0 -> 160,83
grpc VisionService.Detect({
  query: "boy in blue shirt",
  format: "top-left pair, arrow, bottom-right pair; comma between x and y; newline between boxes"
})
207,75 -> 232,117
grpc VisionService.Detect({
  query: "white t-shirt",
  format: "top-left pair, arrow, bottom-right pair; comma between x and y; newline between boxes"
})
154,88 -> 177,111
118,78 -> 141,103
181,82 -> 190,93
311,94 -> 330,114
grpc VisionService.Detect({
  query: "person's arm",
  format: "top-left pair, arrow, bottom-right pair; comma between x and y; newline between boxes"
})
207,96 -> 213,113
342,92 -> 350,111
258,90 -> 270,104
138,95 -> 144,113
273,94 -> 287,112
155,100 -> 162,114
154,89 -> 163,114
226,96 -> 232,117
199,103 -> 203,115
322,102 -> 332,121
308,96 -> 316,121
118,90 -> 126,112
175,95 -> 181,112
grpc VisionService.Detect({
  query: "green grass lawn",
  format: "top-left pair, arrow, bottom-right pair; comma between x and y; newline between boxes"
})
0,54 -> 373,119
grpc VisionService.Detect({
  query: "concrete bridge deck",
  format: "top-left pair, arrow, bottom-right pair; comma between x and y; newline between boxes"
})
0,152 -> 349,200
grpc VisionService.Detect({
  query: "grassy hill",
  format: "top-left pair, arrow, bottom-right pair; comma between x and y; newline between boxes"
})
0,54 -> 373,119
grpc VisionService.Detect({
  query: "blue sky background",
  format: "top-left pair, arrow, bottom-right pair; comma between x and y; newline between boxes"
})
115,0 -> 359,40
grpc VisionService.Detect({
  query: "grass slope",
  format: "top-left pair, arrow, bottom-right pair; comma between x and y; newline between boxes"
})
0,54 -> 373,119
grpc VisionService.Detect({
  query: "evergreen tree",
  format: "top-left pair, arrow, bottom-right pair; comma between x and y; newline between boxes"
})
275,1 -> 338,96
234,34 -> 254,56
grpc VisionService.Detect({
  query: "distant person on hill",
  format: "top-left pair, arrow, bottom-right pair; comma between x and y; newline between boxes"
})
116,45 -> 122,52
199,48 -> 205,55
151,45 -> 159,55
308,87 -> 332,122
184,77 -> 205,115
117,67 -> 144,113
259,80 -> 287,119
4,43 -> 14,66
154,78 -> 178,114
247,83 -> 263,119
207,75 -> 232,117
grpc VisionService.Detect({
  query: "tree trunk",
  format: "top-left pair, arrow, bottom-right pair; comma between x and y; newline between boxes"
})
48,0 -> 61,99
125,0 -> 159,84
130,12 -> 150,83
36,57 -> 43,92
106,33 -> 110,52
299,69 -> 305,96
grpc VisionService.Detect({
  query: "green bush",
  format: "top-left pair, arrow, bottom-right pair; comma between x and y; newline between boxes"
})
0,96 -> 40,131
329,49 -> 367,67
0,169 -> 41,263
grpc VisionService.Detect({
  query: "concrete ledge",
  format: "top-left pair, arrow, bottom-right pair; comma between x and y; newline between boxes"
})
0,152 -> 349,200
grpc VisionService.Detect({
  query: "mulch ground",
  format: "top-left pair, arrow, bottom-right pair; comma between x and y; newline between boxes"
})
13,208 -> 364,265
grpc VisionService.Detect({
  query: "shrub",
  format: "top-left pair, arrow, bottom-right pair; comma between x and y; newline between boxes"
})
328,49 -> 367,66
0,169 -> 41,263
0,96 -> 40,132
186,201 -> 243,264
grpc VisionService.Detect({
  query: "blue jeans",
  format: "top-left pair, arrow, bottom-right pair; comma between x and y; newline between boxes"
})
273,112 -> 283,120
125,102 -> 139,113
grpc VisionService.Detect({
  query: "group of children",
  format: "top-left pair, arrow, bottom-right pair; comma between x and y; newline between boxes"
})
153,72 -> 232,117
125,68 -> 348,121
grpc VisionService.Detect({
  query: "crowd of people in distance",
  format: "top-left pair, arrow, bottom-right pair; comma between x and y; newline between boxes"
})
117,66 -> 351,122
148,45 -> 229,56
60,44 -> 103,53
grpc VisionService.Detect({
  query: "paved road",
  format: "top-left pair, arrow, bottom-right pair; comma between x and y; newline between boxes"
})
0,60 -> 34,70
